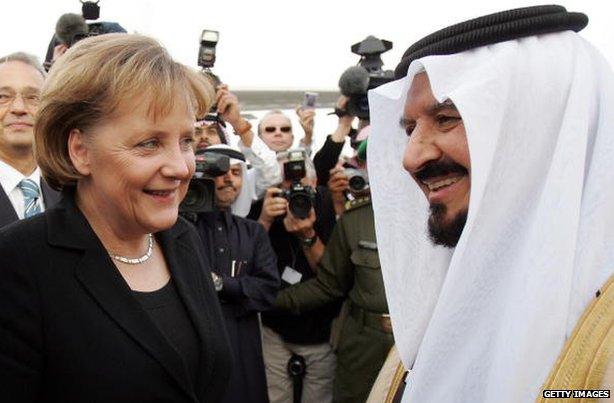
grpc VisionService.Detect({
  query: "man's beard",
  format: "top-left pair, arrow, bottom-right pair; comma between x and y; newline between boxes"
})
427,203 -> 467,248
415,157 -> 469,248
215,186 -> 237,210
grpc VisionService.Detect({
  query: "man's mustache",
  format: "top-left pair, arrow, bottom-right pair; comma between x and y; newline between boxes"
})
217,185 -> 236,192
415,159 -> 468,182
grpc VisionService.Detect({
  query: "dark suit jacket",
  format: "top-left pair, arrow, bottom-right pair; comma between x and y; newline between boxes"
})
0,179 -> 60,228
0,191 -> 232,402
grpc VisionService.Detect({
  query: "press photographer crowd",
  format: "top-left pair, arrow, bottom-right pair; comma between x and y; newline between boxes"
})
1,2 -> 612,403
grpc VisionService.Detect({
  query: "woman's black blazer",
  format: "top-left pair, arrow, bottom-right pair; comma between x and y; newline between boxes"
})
0,193 -> 232,402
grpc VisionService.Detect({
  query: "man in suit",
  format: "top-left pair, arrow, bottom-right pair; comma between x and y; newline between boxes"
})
195,145 -> 280,403
0,52 -> 59,227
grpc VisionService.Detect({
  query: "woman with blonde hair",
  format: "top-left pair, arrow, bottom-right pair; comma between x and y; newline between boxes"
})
0,33 -> 232,402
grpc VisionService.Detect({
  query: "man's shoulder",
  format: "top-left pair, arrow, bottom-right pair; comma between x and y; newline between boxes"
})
0,212 -> 49,261
0,212 -> 47,240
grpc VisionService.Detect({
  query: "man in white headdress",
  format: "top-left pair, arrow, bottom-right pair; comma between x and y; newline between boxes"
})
195,84 -> 282,211
368,5 -> 613,402
194,144 -> 280,403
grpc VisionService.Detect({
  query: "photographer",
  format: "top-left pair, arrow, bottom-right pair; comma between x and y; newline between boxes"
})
248,150 -> 340,403
203,85 -> 282,208
319,124 -> 371,216
195,145 -> 280,403
296,106 -> 315,155
314,35 -> 394,188
273,140 -> 393,403
44,12 -> 127,71
257,109 -> 314,155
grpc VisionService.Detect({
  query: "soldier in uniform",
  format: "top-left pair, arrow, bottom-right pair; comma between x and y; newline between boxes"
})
275,140 -> 394,403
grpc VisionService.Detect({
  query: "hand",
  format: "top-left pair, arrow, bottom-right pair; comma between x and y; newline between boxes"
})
52,43 -> 69,63
216,84 -> 242,128
328,165 -> 349,194
336,95 -> 355,128
332,96 -> 355,142
283,208 -> 316,239
296,106 -> 315,137
259,187 -> 288,227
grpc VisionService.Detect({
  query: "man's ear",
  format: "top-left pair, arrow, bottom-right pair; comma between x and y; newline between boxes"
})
67,129 -> 91,176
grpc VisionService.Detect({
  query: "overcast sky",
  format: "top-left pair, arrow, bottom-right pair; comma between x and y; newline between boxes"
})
2,0 -> 612,90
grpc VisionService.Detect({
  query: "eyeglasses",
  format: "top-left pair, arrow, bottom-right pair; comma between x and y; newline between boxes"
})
263,126 -> 292,133
0,91 -> 40,109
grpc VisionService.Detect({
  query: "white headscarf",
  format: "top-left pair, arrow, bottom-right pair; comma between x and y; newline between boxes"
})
205,144 -> 255,217
368,31 -> 614,402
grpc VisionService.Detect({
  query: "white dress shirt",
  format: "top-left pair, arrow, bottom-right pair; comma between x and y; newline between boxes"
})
0,160 -> 45,219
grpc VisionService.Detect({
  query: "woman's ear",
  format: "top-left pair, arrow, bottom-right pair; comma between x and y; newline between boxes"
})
67,129 -> 91,176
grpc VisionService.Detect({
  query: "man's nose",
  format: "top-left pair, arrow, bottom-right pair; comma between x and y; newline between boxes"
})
9,94 -> 27,115
222,172 -> 233,184
402,124 -> 442,174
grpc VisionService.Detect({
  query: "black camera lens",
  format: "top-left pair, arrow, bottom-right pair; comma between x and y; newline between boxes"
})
289,193 -> 312,219
349,175 -> 367,192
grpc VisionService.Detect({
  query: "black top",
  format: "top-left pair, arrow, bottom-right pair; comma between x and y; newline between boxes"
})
0,189 -> 232,403
248,186 -> 341,344
133,279 -> 201,390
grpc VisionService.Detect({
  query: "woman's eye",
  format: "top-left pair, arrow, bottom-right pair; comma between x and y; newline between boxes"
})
181,137 -> 195,150
138,139 -> 159,149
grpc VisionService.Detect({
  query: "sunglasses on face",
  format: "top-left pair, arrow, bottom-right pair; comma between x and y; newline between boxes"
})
263,126 -> 292,133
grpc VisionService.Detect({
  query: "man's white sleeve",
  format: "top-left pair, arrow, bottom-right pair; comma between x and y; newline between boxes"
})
239,135 -> 282,199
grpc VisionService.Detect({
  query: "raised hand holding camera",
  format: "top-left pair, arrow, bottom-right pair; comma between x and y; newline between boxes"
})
258,187 -> 288,231
216,84 -> 241,127
331,95 -> 355,143
215,84 -> 253,145
296,106 -> 315,138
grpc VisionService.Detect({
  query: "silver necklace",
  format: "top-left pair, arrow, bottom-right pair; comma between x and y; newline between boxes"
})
109,234 -> 154,265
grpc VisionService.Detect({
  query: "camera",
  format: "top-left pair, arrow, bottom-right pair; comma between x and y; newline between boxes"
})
338,36 -> 396,120
198,29 -> 221,89
180,149 -> 230,216
302,92 -> 318,109
197,29 -> 223,114
81,0 -> 101,20
198,29 -> 219,70
279,150 -> 316,219
45,2 -> 126,71
280,184 -> 316,220
344,168 -> 369,194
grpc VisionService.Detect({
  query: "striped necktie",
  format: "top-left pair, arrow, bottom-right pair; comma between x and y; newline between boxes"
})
17,179 -> 42,218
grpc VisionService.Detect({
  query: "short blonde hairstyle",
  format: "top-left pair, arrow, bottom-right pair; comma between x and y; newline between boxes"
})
35,33 -> 213,190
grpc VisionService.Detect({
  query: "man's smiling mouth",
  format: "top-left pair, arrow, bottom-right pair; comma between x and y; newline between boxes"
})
421,175 -> 464,191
